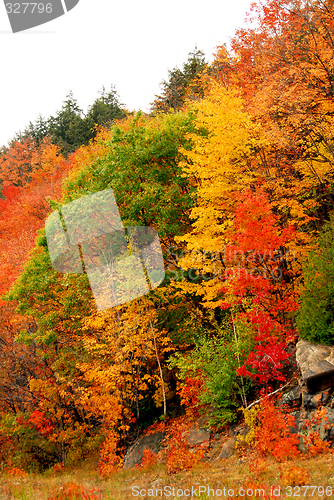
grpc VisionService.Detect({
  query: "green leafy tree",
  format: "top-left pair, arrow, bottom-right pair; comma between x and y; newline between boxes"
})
169,319 -> 254,425
64,110 -> 196,242
297,216 -> 334,345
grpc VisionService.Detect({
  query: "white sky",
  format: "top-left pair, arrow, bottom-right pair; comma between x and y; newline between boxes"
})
0,0 -> 254,148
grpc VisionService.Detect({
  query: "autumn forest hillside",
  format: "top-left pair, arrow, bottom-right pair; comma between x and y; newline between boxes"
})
1,0 -> 334,491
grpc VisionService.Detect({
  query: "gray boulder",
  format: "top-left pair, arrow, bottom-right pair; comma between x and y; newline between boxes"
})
296,339 -> 334,393
298,407 -> 334,448
281,386 -> 302,408
123,432 -> 165,470
184,427 -> 211,446
301,388 -> 334,410
218,437 -> 237,459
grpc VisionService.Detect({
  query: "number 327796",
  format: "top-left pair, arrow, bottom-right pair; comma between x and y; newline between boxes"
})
5,3 -> 53,14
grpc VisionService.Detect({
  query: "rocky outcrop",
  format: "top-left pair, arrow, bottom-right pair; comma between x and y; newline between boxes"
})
123,432 -> 165,470
294,339 -> 334,412
279,339 -> 334,449
214,424 -> 249,460
184,427 -> 211,447
123,418 -> 212,470
218,437 -> 236,459
296,339 -> 334,393
282,386 -> 302,407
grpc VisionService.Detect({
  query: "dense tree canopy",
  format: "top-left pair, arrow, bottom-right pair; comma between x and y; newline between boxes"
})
0,0 -> 333,474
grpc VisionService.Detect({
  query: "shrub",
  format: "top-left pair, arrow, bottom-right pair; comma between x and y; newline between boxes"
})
169,322 -> 253,425
300,406 -> 332,455
98,431 -> 124,477
6,467 -> 28,477
136,446 -> 158,470
279,464 -> 310,486
46,483 -> 102,500
164,417 -> 205,474
238,395 -> 301,461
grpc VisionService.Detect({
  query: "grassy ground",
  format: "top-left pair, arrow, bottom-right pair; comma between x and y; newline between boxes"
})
0,448 -> 333,500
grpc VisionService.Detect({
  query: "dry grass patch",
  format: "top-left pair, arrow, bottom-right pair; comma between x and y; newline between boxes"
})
0,450 -> 333,499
